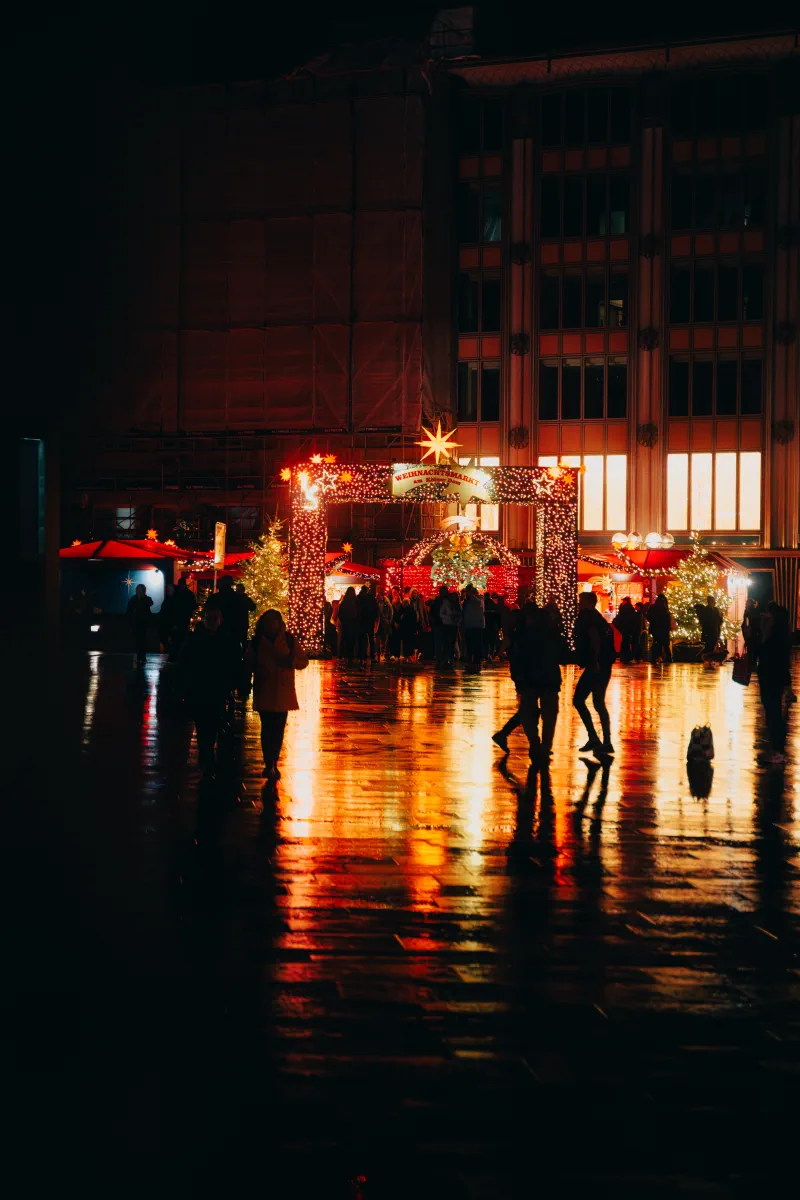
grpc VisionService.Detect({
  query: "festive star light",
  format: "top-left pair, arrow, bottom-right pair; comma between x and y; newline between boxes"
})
146,529 -> 158,540
311,454 -> 323,464
280,467 -> 292,482
124,576 -> 134,589
323,454 -> 337,464
415,421 -> 462,464
164,539 -> 176,547
339,470 -> 353,483
342,542 -> 353,555
71,539 -> 81,547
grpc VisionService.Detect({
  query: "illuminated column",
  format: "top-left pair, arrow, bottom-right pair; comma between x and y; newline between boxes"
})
288,476 -> 327,654
541,501 -> 578,645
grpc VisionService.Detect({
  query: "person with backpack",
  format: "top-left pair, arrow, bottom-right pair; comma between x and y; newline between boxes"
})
572,591 -> 616,757
245,609 -> 309,781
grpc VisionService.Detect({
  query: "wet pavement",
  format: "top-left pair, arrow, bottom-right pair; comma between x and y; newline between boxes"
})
16,652 -> 800,1197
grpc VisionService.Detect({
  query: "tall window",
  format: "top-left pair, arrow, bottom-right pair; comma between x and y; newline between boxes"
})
458,456 -> 499,531
666,452 -> 761,531
540,174 -> 630,239
539,268 -> 628,328
457,362 -> 501,423
458,182 -> 503,243
458,274 -> 501,333
670,167 -> 766,231
459,95 -> 504,154
670,74 -> 767,139
668,262 -> 765,323
541,88 -> 631,146
668,355 -> 762,416
538,455 -> 627,531
538,359 -> 627,420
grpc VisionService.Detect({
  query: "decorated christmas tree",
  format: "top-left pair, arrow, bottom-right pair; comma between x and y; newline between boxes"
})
431,532 -> 492,592
665,534 -> 736,644
239,517 -> 289,634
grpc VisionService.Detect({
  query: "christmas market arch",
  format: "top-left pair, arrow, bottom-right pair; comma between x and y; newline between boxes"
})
286,450 -> 579,654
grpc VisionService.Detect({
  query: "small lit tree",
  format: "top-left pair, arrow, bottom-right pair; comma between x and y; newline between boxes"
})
239,517 -> 289,634
431,532 -> 492,592
666,533 -> 736,644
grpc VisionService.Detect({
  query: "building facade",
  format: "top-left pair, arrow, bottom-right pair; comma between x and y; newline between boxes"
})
62,29 -> 800,621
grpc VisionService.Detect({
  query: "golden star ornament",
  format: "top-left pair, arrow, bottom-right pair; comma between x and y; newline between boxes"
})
415,421 -> 462,465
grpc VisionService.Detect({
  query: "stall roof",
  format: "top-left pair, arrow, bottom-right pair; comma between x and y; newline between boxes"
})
578,546 -> 746,580
62,538 -> 204,561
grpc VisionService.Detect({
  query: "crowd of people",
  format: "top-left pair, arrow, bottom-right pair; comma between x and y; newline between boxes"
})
124,572 -> 795,780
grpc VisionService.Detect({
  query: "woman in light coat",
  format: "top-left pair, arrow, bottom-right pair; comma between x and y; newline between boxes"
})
246,609 -> 309,781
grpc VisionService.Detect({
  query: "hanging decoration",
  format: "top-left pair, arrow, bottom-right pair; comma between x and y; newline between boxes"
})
431,531 -> 492,592
415,420 -> 462,464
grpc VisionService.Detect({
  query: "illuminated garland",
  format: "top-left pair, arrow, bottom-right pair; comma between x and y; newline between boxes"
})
285,460 -> 578,654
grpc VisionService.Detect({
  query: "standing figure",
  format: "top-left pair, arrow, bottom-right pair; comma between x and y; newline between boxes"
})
246,609 -> 309,781
695,594 -> 723,658
127,583 -> 153,667
234,583 -> 256,653
337,586 -> 359,663
613,596 -> 639,664
357,583 -> 379,662
461,585 -> 485,672
636,600 -> 650,661
648,593 -> 672,664
178,607 -> 242,777
376,590 -> 394,662
437,588 -> 461,667
399,597 -> 419,660
510,602 -> 568,762
484,593 -> 501,661
429,584 -> 448,666
572,591 -> 616,756
172,577 -> 197,657
492,605 -> 529,751
756,602 -> 791,767
389,588 -> 404,659
158,583 -> 179,658
741,598 -> 761,663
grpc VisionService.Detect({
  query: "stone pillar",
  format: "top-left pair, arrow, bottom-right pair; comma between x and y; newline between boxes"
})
633,123 -> 664,537
507,134 -> 534,549
769,111 -> 799,551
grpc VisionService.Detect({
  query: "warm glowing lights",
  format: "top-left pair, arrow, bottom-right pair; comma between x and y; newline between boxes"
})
342,542 -> 353,556
146,529 -> 158,540
339,470 -> 353,483
280,467 -> 292,482
547,465 -> 563,478
71,539 -> 81,547
415,421 -> 462,465
611,532 -> 627,550
164,538 -> 176,547
311,454 -> 323,464
323,454 -> 338,464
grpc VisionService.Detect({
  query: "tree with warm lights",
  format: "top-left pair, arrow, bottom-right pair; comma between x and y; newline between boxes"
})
666,534 -> 735,646
239,517 -> 289,634
431,532 -> 491,593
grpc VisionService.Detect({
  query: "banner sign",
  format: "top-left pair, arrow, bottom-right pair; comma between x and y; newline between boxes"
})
390,462 -> 493,506
213,521 -> 227,569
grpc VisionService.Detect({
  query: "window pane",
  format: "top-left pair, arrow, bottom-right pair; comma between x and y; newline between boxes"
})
459,97 -> 481,154
609,176 -> 629,234
586,175 -> 606,236
744,168 -> 766,226
584,360 -> 604,419
717,358 -> 738,415
540,273 -> 559,330
541,93 -> 562,146
715,453 -> 737,530
481,277 -> 501,332
565,91 -> 585,144
538,361 -> 559,421
562,274 -> 582,327
670,266 -> 691,323
585,271 -> 604,327
691,452 -> 713,529
672,172 -> 693,230
695,78 -> 717,135
563,176 -> 584,236
458,183 -> 480,242
541,176 -> 561,237
538,456 -> 558,466
458,274 -> 479,332
482,186 -> 502,242
562,360 -> 581,420
609,272 -> 628,327
694,266 -> 714,321
607,360 -> 627,418
672,82 -> 694,138
720,171 -> 742,228
587,89 -> 608,142
609,89 -> 631,142
606,455 -> 627,531
739,452 -> 761,529
479,505 -> 499,532
718,265 -> 738,321
669,358 -> 690,417
741,358 -> 762,415
667,454 -> 689,530
482,98 -> 503,152
583,455 -> 604,530
480,364 -> 500,422
692,360 -> 713,416
742,264 -> 763,320
695,173 -> 716,228
744,75 -> 767,130
457,362 -> 478,421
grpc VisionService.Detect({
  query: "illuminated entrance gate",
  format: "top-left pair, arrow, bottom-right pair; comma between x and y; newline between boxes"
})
286,456 -> 579,653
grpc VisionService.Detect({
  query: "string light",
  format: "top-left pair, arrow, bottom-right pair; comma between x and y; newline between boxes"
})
146,528 -> 158,540
280,467 -> 292,482
286,459 -> 579,653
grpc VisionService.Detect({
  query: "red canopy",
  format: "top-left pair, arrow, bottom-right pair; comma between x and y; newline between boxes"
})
60,538 -> 192,560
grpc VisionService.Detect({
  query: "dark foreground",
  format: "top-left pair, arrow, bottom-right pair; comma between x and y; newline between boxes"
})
10,653 -> 800,1197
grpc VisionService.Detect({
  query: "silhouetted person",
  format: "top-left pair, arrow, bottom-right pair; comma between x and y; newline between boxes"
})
493,604 -> 531,751
429,584 -> 448,666
484,592 -> 501,660
171,576 -> 197,655
357,583 -> 379,662
613,596 -> 639,663
246,609 -> 309,781
337,586 -> 359,662
757,602 -> 791,767
636,600 -> 650,660
437,588 -> 461,668
461,585 -> 485,672
695,593 -> 723,656
398,596 -> 419,660
572,591 -> 616,756
233,582 -> 256,651
178,607 -> 242,777
205,574 -> 238,634
127,583 -> 153,667
510,602 -> 568,762
648,593 -> 672,664
742,597 -> 761,662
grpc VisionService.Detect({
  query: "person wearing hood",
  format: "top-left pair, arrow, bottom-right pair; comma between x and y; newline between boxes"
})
245,609 -> 309,781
